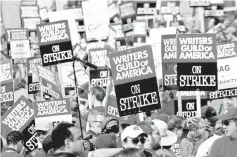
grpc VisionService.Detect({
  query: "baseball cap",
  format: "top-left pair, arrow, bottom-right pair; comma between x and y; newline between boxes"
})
35,121 -> 53,132
201,106 -> 218,122
218,107 -> 237,121
121,125 -> 148,141
152,119 -> 177,146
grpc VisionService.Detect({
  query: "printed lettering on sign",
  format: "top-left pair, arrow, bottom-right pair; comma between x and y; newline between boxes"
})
109,46 -> 156,85
0,61 -> 13,82
90,69 -> 110,89
20,5 -> 39,18
162,63 -> 177,90
162,34 -> 177,63
119,2 -> 136,18
217,41 -> 237,59
22,17 -> 41,30
177,63 -> 217,91
89,49 -> 107,67
177,33 -> 217,63
209,88 -> 237,99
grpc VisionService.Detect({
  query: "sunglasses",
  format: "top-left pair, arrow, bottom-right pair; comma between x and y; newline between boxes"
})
104,125 -> 119,134
222,120 -> 234,126
131,137 -> 146,145
36,131 -> 47,136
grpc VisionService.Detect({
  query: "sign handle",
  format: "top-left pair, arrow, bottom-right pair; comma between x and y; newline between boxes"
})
178,91 -> 182,115
196,90 -> 201,117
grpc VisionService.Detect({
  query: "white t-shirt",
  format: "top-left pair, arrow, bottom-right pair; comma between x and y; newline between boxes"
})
195,134 -> 222,157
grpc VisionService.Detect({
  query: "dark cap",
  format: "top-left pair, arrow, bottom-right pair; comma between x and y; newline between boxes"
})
201,106 -> 218,122
218,107 -> 237,121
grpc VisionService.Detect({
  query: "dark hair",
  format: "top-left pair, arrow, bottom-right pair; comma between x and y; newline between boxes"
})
162,145 -> 172,149
90,86 -> 105,102
137,121 -> 153,135
6,131 -> 24,145
168,115 -> 185,131
51,122 -> 74,149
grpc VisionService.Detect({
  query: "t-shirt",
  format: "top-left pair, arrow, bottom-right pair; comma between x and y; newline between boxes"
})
209,136 -> 237,157
1,151 -> 25,157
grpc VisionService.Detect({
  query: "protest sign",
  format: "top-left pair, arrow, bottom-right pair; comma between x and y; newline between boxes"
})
177,33 -> 217,63
162,63 -> 177,90
177,62 -> 217,91
21,0 -> 37,6
109,45 -> 160,116
29,30 -> 39,44
48,10 -> 79,46
160,1 -> 180,14
73,43 -> 87,60
176,33 -> 217,91
8,29 -> 28,41
111,23 -> 126,51
20,5 -> 39,18
171,143 -> 181,157
107,25 -> 116,53
37,20 -> 73,66
174,99 -> 207,119
39,7 -> 48,22
0,61 -> 13,82
12,59 -> 29,102
189,0 -> 210,7
108,2 -> 120,24
209,87 -> 237,99
89,69 -> 110,89
22,120 -> 38,151
28,57 -> 42,94
22,17 -> 41,30
1,96 -> 34,138
82,0 -> 109,41
1,81 -> 14,115
136,1 -> 157,15
133,20 -> 146,48
88,48 -> 108,67
119,2 -> 136,35
33,98 -> 72,129
106,95 -> 119,118
161,34 -> 177,63
10,39 -> 31,59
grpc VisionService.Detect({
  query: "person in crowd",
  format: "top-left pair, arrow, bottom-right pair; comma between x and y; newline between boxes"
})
2,131 -> 24,157
119,148 -> 142,157
168,115 -> 185,143
180,118 -> 209,157
157,79 -> 175,116
90,86 -> 106,108
121,125 -> 157,157
87,110 -> 105,136
209,107 -> 237,157
152,119 -> 177,157
101,117 -> 119,135
137,121 -> 160,151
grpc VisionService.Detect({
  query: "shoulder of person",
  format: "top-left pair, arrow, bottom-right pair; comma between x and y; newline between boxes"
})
143,149 -> 159,157
214,136 -> 229,143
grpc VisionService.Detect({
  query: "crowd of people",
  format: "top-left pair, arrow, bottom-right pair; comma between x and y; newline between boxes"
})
2,1 -> 237,157
1,84 -> 237,157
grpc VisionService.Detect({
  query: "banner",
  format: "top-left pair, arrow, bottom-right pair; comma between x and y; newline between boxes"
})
176,33 -> 217,91
37,20 -> 73,66
119,2 -> 136,35
28,57 -> 42,94
37,65 -> 62,100
89,69 -> 110,89
20,5 -> 39,18
1,96 -> 34,138
88,48 -> 108,67
33,98 -> 72,129
109,45 -> 160,116
22,17 -> 41,30
82,0 -> 109,41
161,34 -> 177,90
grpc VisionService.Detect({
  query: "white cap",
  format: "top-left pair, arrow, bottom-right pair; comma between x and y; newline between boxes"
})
121,125 -> 147,141
152,119 -> 177,146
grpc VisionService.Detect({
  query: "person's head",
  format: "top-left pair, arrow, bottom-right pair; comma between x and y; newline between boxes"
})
119,148 -> 142,157
35,121 -> 53,143
201,106 -> 218,128
119,115 -> 138,133
121,125 -> 148,149
219,107 -> 237,137
51,122 -> 86,156
158,79 -> 173,103
88,110 -> 105,135
90,86 -> 105,106
152,119 -> 177,147
137,121 -> 160,150
101,117 -> 119,134
6,131 -> 24,153
168,115 -> 185,139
